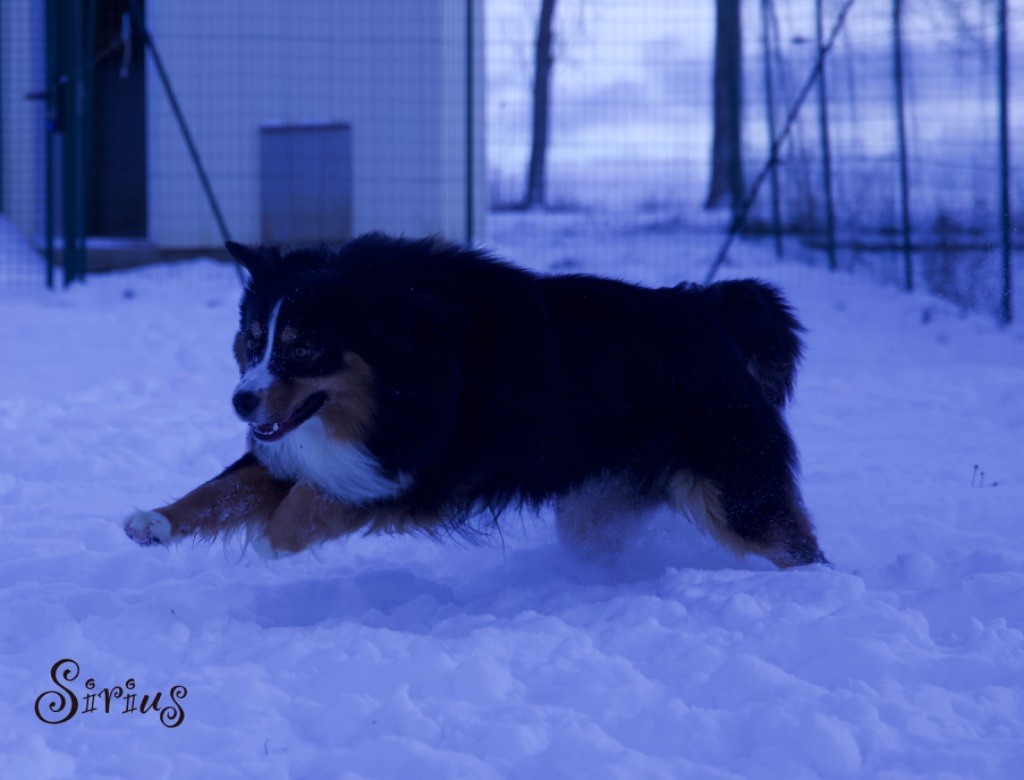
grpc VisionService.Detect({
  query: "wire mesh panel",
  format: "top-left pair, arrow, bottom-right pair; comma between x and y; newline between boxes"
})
741,0 -> 1022,317
0,0 -> 1019,320
0,0 -> 483,287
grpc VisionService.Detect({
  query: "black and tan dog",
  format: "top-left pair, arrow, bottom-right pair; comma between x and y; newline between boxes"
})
124,234 -> 827,567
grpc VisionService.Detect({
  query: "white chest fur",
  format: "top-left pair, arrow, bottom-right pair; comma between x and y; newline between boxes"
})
251,416 -> 408,505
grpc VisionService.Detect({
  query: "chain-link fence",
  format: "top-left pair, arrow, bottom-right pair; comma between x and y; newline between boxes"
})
0,0 -> 1019,321
738,0 -> 1020,320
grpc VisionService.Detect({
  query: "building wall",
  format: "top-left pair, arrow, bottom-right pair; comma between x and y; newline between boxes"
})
147,0 -> 485,250
0,0 -> 45,246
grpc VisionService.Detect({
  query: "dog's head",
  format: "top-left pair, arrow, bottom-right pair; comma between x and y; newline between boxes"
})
226,241 -> 376,445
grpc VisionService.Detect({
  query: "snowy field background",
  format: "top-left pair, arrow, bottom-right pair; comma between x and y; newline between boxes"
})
1,212 -> 1023,777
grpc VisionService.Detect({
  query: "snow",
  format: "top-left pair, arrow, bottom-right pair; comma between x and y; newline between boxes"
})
1,212 -> 1023,778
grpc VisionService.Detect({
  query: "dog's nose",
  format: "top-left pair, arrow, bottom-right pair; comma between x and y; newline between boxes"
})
232,390 -> 261,419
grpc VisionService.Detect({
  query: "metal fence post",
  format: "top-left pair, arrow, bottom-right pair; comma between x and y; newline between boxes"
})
893,0 -> 913,291
760,0 -> 783,258
80,0 -> 95,282
45,0 -> 57,288
126,0 -> 235,253
59,0 -> 86,285
703,0 -> 858,285
815,0 -> 837,271
465,0 -> 475,243
997,0 -> 1013,324
0,3 -> 3,217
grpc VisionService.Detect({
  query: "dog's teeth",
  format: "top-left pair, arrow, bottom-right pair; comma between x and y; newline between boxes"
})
272,423 -> 279,433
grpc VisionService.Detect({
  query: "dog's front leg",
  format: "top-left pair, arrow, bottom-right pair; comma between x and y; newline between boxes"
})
252,484 -> 443,558
251,482 -> 374,559
124,453 -> 293,546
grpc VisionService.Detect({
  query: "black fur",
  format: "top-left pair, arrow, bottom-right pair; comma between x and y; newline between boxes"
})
679,279 -> 804,407
235,234 -> 826,566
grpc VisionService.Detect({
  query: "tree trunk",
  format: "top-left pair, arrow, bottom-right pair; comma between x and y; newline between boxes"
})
705,0 -> 744,213
523,0 -> 558,209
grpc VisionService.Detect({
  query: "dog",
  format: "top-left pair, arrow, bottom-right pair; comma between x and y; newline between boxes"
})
124,233 -> 827,568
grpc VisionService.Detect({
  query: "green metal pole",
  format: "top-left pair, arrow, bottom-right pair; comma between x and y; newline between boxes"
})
760,0 -> 783,258
60,0 -> 84,285
0,0 -> 4,216
815,0 -> 837,271
465,0 -> 474,243
78,0 -> 96,282
126,0 -> 231,245
997,0 -> 1012,324
703,0 -> 858,284
45,0 -> 56,288
894,0 -> 913,291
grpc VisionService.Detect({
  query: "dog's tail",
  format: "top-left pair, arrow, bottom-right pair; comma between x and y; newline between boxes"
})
680,279 -> 805,408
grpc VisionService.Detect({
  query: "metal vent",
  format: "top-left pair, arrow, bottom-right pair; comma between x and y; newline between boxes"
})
260,123 -> 353,246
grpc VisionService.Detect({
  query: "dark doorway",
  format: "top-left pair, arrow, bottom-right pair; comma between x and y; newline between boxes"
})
87,0 -> 147,237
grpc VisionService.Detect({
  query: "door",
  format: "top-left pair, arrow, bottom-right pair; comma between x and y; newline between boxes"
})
86,0 -> 146,237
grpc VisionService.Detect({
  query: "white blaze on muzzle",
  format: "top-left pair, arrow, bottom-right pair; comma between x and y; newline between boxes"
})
236,299 -> 284,395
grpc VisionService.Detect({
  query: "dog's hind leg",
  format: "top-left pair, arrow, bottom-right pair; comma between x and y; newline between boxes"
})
667,470 -> 825,568
124,453 -> 292,546
668,397 -> 828,568
555,477 -> 655,563
252,484 -> 441,558
251,482 -> 368,558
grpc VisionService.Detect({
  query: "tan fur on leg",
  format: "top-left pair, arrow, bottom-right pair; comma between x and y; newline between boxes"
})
667,471 -> 762,559
256,482 -> 444,557
667,470 -> 821,569
152,459 -> 292,541
257,482 -> 370,555
555,477 -> 654,562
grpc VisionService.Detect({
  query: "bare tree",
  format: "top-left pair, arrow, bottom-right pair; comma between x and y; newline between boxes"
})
705,0 -> 744,214
523,0 -> 558,209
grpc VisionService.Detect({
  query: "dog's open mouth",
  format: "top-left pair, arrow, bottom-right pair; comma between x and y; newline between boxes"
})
251,392 -> 327,443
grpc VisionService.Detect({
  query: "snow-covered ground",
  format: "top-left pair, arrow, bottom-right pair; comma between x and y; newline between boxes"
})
1,212 -> 1022,778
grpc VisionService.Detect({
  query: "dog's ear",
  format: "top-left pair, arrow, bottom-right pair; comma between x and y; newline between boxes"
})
226,241 -> 275,277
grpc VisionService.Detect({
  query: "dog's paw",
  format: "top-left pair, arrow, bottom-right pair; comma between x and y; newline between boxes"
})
250,532 -> 298,561
123,510 -> 173,547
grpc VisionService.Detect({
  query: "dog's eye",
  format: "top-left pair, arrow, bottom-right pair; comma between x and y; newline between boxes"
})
245,338 -> 258,352
293,347 -> 311,360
